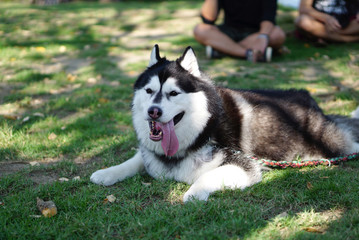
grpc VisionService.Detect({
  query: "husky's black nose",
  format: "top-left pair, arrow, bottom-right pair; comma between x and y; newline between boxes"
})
148,106 -> 162,120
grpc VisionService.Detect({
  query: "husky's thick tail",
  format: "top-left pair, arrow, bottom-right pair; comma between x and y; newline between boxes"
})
328,106 -> 359,143
351,106 -> 359,119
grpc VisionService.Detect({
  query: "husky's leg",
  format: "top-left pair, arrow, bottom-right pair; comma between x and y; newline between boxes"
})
90,151 -> 144,186
183,164 -> 261,202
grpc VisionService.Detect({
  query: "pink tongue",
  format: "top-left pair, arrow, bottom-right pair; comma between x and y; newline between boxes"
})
158,119 -> 179,156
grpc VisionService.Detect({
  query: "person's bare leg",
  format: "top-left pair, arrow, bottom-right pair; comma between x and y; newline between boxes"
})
193,23 -> 247,57
337,20 -> 359,35
239,26 -> 286,50
296,14 -> 359,42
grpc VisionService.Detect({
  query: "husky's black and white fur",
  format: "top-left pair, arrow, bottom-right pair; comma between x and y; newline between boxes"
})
91,45 -> 359,202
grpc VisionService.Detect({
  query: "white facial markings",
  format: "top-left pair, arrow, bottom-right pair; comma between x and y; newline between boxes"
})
162,77 -> 182,99
132,73 -> 212,155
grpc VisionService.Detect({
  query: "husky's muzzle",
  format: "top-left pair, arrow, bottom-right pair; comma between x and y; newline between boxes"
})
147,107 -> 185,156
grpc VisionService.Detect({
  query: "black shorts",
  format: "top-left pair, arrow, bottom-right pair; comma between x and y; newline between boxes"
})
217,24 -> 258,42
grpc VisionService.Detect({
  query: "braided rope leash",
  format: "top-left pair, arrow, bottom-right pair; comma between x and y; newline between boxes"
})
253,152 -> 359,168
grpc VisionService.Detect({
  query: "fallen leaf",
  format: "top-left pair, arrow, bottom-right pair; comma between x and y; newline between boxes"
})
10,57 -> 16,62
314,52 -> 320,58
98,98 -> 109,104
59,177 -> 69,182
304,43 -> 310,48
307,182 -> 313,190
22,116 -> 30,122
320,176 -> 329,179
2,115 -> 18,120
141,182 -> 151,186
67,73 -> 77,82
35,46 -> 46,52
72,176 -> 80,181
303,227 -> 325,233
29,161 -> 40,166
306,87 -> 317,93
48,133 -> 57,140
95,88 -> 101,93
127,70 -> 137,76
106,194 -> 116,203
36,197 -> 57,218
87,77 -> 97,84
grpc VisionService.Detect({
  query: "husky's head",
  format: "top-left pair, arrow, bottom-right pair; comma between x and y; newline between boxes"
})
132,45 -> 215,157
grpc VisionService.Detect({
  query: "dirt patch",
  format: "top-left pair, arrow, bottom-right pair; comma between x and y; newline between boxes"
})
28,170 -> 59,185
0,161 -> 59,185
0,162 -> 30,178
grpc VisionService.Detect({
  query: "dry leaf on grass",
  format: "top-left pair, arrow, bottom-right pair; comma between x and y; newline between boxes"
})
72,176 -> 81,181
307,182 -> 313,189
103,194 -> 116,204
67,73 -> 77,82
33,112 -> 45,118
29,161 -> 40,166
59,177 -> 69,182
35,46 -> 46,52
2,115 -> 18,120
22,116 -> 30,122
303,227 -> 325,233
98,98 -> 109,104
48,133 -> 57,140
36,197 -> 57,218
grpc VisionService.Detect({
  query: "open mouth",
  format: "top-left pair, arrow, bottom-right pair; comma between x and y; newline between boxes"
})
148,111 -> 184,156
149,111 -> 184,141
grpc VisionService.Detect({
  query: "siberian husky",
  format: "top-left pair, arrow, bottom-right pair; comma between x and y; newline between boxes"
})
91,45 -> 359,202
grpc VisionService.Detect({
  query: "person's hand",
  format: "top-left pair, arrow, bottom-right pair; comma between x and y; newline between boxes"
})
251,36 -> 268,62
324,15 -> 341,32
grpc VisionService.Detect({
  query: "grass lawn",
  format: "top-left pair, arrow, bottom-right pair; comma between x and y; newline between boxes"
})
1,1 -> 359,239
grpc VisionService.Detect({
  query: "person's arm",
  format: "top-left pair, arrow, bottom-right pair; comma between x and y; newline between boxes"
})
299,0 -> 341,31
252,0 -> 277,53
201,0 -> 219,23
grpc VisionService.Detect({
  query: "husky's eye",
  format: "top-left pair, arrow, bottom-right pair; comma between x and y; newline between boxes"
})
169,91 -> 179,97
146,88 -> 153,94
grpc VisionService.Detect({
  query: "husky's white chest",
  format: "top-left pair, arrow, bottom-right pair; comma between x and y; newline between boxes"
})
140,145 -> 224,184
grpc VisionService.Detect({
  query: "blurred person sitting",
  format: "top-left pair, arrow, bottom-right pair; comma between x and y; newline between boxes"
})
193,0 -> 286,62
296,0 -> 359,44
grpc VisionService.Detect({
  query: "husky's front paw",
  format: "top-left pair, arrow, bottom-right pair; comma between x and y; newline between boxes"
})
90,169 -> 119,186
183,187 -> 209,202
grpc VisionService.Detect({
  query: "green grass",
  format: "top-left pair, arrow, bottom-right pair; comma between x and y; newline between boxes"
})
1,1 -> 359,239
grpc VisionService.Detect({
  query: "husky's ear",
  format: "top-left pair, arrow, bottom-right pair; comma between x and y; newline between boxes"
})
148,44 -> 161,68
178,47 -> 201,78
